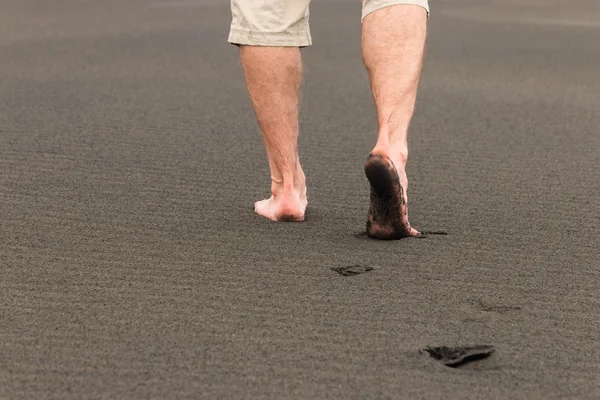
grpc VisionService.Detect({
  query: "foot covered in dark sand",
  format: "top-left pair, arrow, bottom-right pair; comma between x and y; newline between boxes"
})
364,152 -> 420,239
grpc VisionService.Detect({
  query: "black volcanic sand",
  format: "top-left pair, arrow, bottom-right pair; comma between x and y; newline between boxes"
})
1,0 -> 599,398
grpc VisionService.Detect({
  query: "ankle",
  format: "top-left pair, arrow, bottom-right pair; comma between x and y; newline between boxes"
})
395,149 -> 408,166
271,164 -> 305,191
371,143 -> 408,170
294,164 -> 306,190
271,175 -> 296,196
375,135 -> 408,164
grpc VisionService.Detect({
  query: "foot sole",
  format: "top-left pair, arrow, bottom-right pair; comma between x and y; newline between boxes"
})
364,153 -> 416,240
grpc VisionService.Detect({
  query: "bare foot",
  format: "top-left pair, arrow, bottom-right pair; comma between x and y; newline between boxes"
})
364,148 -> 420,239
254,166 -> 307,222
254,186 -> 307,222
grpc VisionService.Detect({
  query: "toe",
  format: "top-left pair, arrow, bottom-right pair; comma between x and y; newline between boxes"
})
409,227 -> 420,236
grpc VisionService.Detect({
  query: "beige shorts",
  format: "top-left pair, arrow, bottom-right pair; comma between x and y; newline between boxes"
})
229,0 -> 429,47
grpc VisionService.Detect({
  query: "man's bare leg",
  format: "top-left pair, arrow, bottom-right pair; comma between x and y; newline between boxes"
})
240,46 -> 307,222
362,5 -> 427,239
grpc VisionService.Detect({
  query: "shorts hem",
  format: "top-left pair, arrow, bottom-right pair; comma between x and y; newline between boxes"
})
362,0 -> 430,21
228,28 -> 312,48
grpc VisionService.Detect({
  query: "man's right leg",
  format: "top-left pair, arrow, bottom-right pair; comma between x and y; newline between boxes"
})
229,0 -> 311,222
361,1 -> 429,239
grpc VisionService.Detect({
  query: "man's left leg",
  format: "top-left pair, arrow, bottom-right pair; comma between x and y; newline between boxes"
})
229,0 -> 311,222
